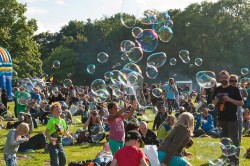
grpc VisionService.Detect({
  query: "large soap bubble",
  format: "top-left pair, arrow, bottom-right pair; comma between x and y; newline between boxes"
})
146,65 -> 158,79
147,52 -> 167,68
91,79 -> 107,95
120,0 -> 138,28
118,68 -> 134,87
158,26 -> 173,42
127,47 -> 143,63
135,29 -> 158,52
17,92 -> 31,105
196,71 -> 216,88
97,52 -> 109,63
124,63 -> 142,74
152,88 -> 162,98
132,27 -> 143,38
142,106 -> 158,121
179,50 -> 190,63
87,64 -> 96,74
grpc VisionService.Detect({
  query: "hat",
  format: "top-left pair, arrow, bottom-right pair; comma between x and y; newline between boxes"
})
125,130 -> 145,148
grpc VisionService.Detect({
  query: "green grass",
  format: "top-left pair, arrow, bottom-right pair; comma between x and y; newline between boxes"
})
0,102 -> 250,166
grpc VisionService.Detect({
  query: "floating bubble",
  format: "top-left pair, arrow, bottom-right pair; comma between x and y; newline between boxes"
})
67,73 -> 72,77
132,27 -> 143,38
118,68 -> 134,87
120,0 -> 138,28
97,52 -> 109,63
91,79 -> 107,95
116,62 -> 121,67
221,145 -> 238,157
241,68 -> 249,75
221,137 -> 233,147
196,71 -> 216,88
207,104 -> 215,111
179,50 -> 190,63
1,111 -> 12,120
165,20 -> 173,28
189,64 -> 194,68
93,89 -> 109,103
235,146 -> 246,159
53,60 -> 60,69
147,52 -> 167,68
196,141 -> 223,161
63,79 -> 73,88
138,9 -> 170,25
152,88 -> 162,98
135,29 -> 158,52
12,69 -> 18,76
113,88 -> 124,98
104,71 -> 112,81
142,106 -> 158,121
158,26 -> 173,42
186,22 -> 190,26
146,65 -> 158,79
195,58 -> 203,66
124,63 -> 142,74
170,58 -> 177,65
110,70 -> 123,85
127,71 -> 144,87
126,47 -> 143,63
208,156 -> 229,166
121,53 -> 128,60
216,127 -> 222,133
120,40 -> 135,52
87,64 -> 95,74
17,92 -> 31,105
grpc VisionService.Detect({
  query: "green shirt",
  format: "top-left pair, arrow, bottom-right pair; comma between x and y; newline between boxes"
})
157,122 -> 172,141
46,117 -> 67,144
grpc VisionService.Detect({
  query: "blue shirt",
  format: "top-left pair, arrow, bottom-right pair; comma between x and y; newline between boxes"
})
194,114 -> 214,132
165,84 -> 176,99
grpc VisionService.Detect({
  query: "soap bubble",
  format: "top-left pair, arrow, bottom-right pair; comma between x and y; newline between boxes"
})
146,65 -> 158,79
53,60 -> 60,69
97,52 -> 109,63
121,53 -> 128,60
120,40 -> 135,52
152,88 -> 162,98
195,58 -> 203,66
91,79 -> 107,95
196,71 -> 216,88
179,50 -> 190,63
63,79 -> 73,88
241,68 -> 249,75
158,26 -> 173,42
132,27 -> 143,38
120,0 -> 138,28
147,52 -> 167,68
17,92 -> 31,105
127,47 -> 143,63
87,64 -> 96,74
135,29 -> 158,52
170,58 -> 177,65
142,106 -> 158,121
124,63 -> 142,74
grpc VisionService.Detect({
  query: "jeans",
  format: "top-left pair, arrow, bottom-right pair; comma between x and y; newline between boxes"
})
48,144 -> 66,166
218,120 -> 239,165
206,129 -> 220,138
4,154 -> 17,166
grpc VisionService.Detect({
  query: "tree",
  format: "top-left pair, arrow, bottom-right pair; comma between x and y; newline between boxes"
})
0,0 -> 42,77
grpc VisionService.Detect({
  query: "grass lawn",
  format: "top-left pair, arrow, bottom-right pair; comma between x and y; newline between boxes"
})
0,102 -> 249,166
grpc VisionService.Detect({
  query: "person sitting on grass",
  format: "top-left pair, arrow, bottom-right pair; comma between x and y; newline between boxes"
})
158,112 -> 194,166
110,130 -> 149,166
3,123 -> 30,166
243,108 -> 250,135
107,99 -> 138,155
45,102 -> 74,166
194,108 -> 219,138
157,115 -> 177,142
139,121 -> 160,147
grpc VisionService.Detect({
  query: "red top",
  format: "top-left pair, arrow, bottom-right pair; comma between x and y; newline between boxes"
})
114,146 -> 148,166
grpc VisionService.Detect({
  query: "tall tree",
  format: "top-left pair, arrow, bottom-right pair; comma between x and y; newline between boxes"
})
0,0 -> 42,77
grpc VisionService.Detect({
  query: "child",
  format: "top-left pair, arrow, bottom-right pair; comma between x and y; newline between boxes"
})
157,115 -> 177,142
243,108 -> 250,135
110,130 -> 149,166
158,112 -> 194,166
3,123 -> 30,166
45,102 -> 74,166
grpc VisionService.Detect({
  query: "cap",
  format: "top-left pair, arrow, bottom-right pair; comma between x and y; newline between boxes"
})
125,130 -> 145,148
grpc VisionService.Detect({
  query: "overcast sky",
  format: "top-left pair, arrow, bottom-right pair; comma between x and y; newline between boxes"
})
17,0 -> 218,33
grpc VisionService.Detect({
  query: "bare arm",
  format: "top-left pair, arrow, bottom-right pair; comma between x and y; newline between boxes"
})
107,107 -> 126,121
140,158 -> 149,166
223,96 -> 244,106
242,89 -> 248,98
121,100 -> 138,120
83,115 -> 91,129
110,159 -> 117,166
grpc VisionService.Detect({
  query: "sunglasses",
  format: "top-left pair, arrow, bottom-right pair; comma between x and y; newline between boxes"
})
230,80 -> 237,83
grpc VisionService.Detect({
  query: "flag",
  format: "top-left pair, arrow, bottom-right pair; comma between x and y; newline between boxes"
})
49,76 -> 53,83
41,76 -> 46,82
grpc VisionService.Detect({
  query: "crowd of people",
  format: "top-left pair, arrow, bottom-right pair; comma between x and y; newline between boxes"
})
0,69 -> 250,166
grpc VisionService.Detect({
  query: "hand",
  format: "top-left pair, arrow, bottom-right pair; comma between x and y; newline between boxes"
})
223,95 -> 231,102
124,99 -> 131,109
24,137 -> 29,142
50,137 -> 57,145
185,152 -> 193,158
214,96 -> 219,103
161,164 -> 167,166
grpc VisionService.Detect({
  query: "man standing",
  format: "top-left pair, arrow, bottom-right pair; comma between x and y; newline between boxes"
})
212,70 -> 244,165
165,78 -> 178,114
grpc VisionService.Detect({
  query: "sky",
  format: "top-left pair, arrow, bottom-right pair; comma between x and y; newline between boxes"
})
17,0 -> 218,34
